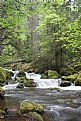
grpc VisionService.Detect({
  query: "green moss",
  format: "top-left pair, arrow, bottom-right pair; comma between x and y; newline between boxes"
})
47,70 -> 59,79
19,100 -> 44,115
0,67 -> 7,83
0,87 -> 5,97
5,70 -> 13,79
35,104 -> 44,114
61,74 -> 77,83
31,112 -> 44,121
23,79 -> 36,87
20,100 -> 35,114
24,63 -> 34,72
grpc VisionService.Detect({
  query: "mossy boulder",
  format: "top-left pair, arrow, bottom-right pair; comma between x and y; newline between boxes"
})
21,112 -> 44,121
61,74 -> 77,83
30,112 -> 43,121
35,104 -> 44,114
0,87 -> 5,98
16,83 -> 24,88
23,79 -> 36,87
0,109 -> 5,119
0,67 -> 7,83
20,100 -> 35,114
60,81 -> 71,87
19,100 -> 44,115
47,70 -> 59,79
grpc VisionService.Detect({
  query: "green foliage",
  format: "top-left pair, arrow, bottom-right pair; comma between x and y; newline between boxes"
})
1,0 -> 81,73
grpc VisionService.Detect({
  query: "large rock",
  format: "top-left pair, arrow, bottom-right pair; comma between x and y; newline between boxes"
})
60,81 -> 71,87
0,87 -> 5,98
61,74 -> 77,83
47,70 -> 59,79
19,100 -> 44,115
19,100 -> 44,121
30,112 -> 43,121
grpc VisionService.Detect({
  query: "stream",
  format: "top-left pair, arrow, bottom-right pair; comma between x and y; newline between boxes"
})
0,70 -> 81,121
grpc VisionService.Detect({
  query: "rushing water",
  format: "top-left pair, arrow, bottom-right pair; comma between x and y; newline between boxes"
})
0,71 -> 81,121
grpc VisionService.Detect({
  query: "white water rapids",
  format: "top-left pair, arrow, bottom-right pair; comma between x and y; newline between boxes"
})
2,70 -> 81,90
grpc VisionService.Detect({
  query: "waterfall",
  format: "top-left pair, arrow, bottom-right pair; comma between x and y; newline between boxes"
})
4,68 -> 19,80
34,79 -> 61,88
2,83 -> 19,90
25,72 -> 41,80
3,69 -> 81,90
25,72 -> 61,88
11,71 -> 19,80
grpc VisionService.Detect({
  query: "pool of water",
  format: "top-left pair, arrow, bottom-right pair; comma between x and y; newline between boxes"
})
0,87 -> 81,121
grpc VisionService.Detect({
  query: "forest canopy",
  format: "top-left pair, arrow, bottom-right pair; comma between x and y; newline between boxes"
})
1,0 -> 81,73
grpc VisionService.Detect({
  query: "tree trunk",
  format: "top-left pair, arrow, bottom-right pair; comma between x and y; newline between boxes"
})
31,0 -> 39,57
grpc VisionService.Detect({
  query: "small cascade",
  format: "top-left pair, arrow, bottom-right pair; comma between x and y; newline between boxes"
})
34,79 -> 61,88
59,86 -> 81,90
25,72 -> 41,79
2,83 -> 19,90
11,71 -> 19,80
3,69 -> 19,90
4,68 -> 19,80
25,72 -> 61,88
